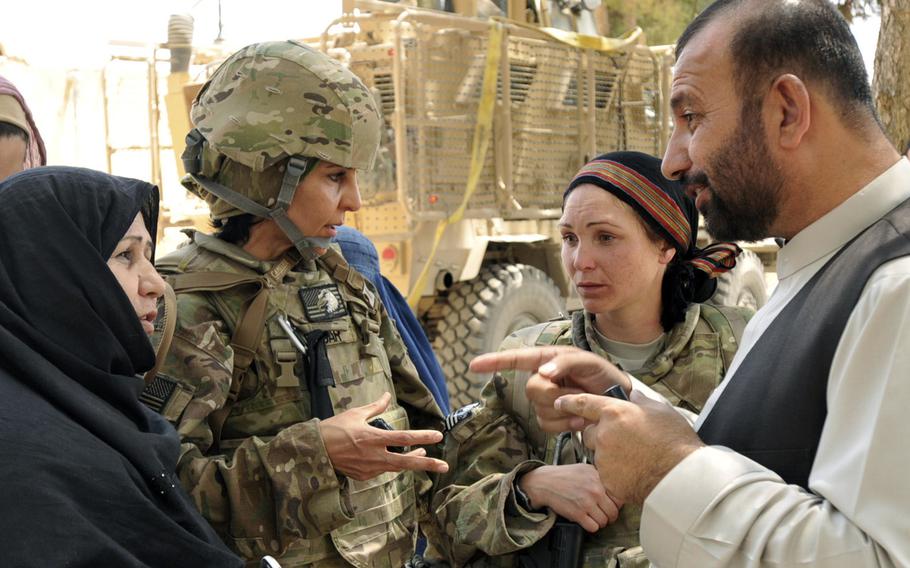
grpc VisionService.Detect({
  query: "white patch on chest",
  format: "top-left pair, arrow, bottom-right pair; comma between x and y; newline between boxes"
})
318,288 -> 340,313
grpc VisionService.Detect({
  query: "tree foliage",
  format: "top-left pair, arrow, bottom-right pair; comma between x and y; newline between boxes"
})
602,0 -> 880,44
602,0 -> 712,44
834,0 -> 881,23
601,0 -> 905,150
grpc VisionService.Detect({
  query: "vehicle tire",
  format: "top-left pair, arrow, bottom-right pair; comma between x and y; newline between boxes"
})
432,263 -> 565,409
709,249 -> 767,310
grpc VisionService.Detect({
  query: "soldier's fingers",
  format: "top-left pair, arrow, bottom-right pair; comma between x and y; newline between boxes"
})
360,392 -> 393,418
596,490 -> 621,525
469,346 -> 580,374
577,514 -> 601,534
585,504 -> 609,531
554,393 -> 618,423
381,428 -> 444,447
386,452 -> 449,473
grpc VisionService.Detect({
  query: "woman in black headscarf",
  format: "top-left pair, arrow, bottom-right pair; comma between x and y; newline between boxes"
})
432,151 -> 754,567
0,166 -> 242,566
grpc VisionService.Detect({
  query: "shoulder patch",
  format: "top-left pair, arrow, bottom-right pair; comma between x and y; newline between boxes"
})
140,374 -> 179,413
140,374 -> 196,422
299,284 -> 348,321
444,402 -> 481,433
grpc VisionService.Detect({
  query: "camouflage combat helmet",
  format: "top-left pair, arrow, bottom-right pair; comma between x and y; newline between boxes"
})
181,40 -> 382,258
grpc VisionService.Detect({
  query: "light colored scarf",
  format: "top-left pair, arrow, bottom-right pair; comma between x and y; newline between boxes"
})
0,75 -> 46,168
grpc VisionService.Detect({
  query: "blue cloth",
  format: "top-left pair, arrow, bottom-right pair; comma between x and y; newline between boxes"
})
335,226 -> 450,413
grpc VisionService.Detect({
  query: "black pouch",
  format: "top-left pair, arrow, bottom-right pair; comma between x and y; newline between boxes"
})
518,518 -> 583,568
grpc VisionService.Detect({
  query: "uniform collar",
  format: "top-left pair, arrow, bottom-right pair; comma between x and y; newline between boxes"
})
188,229 -> 313,273
576,303 -> 702,384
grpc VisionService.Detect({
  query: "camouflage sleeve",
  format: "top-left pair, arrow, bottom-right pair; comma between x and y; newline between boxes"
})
160,294 -> 353,546
430,332 -> 557,565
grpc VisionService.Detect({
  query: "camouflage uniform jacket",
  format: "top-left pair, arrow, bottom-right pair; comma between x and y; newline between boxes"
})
153,230 -> 445,568
432,303 -> 752,567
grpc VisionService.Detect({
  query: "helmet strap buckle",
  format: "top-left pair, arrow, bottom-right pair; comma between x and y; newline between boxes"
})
181,129 -> 205,174
277,156 -> 311,209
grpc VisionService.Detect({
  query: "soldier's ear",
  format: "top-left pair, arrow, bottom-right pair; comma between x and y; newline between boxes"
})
658,242 -> 677,265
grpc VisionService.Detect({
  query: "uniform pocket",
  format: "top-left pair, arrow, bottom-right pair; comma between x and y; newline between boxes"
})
331,406 -> 417,555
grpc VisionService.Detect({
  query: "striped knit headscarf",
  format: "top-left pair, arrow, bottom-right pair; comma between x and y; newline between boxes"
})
565,151 -> 740,309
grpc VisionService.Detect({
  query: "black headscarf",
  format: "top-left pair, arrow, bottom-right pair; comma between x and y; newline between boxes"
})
565,151 -> 740,331
0,167 -> 242,567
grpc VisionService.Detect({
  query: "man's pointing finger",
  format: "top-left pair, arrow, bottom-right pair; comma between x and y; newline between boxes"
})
469,346 -> 578,374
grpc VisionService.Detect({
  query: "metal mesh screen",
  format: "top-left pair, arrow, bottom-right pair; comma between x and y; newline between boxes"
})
508,36 -> 587,210
599,47 -> 666,157
343,17 -> 671,218
402,28 -> 497,213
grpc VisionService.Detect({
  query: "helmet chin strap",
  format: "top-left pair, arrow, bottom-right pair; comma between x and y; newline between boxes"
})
271,156 -> 333,260
144,282 -> 177,385
182,131 -> 332,259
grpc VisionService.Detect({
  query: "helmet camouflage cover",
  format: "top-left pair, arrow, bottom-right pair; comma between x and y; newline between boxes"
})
183,40 -> 382,221
192,40 -> 381,173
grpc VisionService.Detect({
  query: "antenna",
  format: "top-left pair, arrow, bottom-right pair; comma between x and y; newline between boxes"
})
215,0 -> 224,44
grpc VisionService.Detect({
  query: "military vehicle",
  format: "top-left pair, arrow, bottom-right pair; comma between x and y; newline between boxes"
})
160,0 -> 769,407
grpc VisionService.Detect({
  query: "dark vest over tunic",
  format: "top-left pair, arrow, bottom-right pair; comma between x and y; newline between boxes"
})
698,198 -> 910,488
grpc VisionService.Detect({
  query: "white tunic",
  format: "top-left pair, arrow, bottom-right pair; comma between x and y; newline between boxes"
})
639,158 -> 910,567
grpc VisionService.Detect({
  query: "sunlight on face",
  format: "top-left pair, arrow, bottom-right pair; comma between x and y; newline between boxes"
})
106,213 -> 166,335
286,160 -> 362,240
559,185 -> 675,320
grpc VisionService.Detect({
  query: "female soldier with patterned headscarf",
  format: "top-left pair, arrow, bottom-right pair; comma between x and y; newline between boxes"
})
148,41 -> 447,566
431,151 -> 752,567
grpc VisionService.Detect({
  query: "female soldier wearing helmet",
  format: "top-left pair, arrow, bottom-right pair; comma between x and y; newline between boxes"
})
150,41 -> 448,567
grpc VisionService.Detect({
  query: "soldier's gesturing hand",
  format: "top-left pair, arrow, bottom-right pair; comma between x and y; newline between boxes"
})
318,392 -> 449,481
518,464 -> 622,532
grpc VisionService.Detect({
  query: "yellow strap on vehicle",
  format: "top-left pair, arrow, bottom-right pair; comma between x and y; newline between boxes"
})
503,21 -> 643,53
407,21 -> 504,308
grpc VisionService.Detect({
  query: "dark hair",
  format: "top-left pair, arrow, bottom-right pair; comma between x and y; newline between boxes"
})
0,121 -> 28,142
212,213 -> 261,246
629,218 -> 699,332
677,0 -> 879,129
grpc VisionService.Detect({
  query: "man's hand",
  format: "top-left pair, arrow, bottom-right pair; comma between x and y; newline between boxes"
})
318,392 -> 449,481
518,464 -> 623,533
555,391 -> 704,505
470,347 -> 630,432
